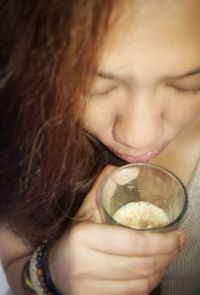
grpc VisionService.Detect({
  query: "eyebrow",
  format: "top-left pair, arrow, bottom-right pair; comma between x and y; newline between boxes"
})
98,67 -> 200,81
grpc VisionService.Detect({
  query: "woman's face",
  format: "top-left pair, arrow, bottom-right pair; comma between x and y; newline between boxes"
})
84,0 -> 200,163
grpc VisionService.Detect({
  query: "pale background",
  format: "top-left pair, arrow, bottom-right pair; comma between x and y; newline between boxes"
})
0,261 -> 12,295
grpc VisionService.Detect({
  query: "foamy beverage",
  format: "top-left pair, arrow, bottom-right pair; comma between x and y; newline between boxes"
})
113,201 -> 170,230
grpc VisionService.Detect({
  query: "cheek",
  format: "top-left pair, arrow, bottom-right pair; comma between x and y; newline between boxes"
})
179,101 -> 200,123
84,99 -> 116,134
165,94 -> 200,127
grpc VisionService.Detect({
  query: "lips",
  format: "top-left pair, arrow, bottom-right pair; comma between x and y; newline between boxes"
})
113,147 -> 165,163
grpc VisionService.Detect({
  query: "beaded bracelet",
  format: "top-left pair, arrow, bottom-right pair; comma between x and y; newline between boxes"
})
22,260 -> 37,294
22,244 -> 62,295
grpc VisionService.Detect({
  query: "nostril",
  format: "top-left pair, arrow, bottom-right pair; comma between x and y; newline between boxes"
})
112,112 -> 163,151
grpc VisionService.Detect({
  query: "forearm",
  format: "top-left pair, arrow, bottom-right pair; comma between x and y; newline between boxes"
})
5,255 -> 31,295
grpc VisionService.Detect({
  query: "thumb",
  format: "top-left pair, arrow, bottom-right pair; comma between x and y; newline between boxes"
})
76,165 -> 117,223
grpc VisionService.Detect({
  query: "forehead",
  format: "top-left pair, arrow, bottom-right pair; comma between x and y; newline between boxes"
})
100,0 -> 200,77
128,0 -> 200,42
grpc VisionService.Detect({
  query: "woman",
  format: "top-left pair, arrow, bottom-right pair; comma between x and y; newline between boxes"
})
1,0 -> 200,294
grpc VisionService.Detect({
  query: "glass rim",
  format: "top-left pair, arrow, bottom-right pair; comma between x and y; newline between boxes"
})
98,162 -> 188,231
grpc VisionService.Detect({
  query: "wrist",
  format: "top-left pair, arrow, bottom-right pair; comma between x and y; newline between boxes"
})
41,244 -> 63,295
47,242 -> 63,293
22,243 -> 63,295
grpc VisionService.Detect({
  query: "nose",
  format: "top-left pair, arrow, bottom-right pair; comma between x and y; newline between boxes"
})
113,92 -> 164,152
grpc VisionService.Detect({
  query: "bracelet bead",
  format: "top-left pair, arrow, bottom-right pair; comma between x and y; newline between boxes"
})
22,244 -> 62,295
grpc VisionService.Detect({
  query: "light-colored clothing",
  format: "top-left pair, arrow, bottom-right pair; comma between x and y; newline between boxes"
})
160,161 -> 200,294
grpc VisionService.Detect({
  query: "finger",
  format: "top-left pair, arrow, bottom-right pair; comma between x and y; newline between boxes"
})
72,271 -> 163,295
105,271 -> 164,295
109,272 -> 163,295
77,247 -> 178,280
76,165 -> 118,223
77,223 -> 185,256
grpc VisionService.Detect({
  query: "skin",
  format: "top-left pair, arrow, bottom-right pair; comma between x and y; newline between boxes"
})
2,0 -> 200,294
85,0 -> 200,184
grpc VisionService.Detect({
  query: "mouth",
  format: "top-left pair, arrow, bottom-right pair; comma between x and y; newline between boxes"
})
112,146 -> 166,163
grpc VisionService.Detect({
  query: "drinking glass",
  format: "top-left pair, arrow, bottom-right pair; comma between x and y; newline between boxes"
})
98,163 -> 188,232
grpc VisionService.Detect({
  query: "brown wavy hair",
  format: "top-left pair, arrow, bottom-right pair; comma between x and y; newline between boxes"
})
0,0 -> 124,246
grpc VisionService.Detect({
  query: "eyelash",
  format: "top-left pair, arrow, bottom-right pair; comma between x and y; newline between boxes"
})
171,86 -> 200,95
94,85 -> 200,98
94,86 -> 118,96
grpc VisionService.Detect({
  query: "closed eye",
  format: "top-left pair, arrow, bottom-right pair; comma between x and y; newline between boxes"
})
169,85 -> 200,95
91,86 -> 118,96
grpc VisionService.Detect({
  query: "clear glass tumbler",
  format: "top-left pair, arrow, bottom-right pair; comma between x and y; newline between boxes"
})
98,163 -> 188,232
